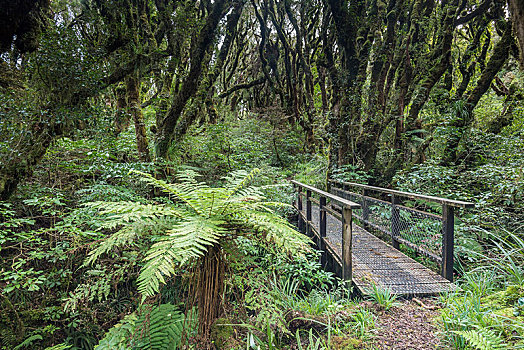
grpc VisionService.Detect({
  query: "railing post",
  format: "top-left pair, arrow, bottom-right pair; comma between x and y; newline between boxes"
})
297,186 -> 304,233
442,204 -> 455,281
306,190 -> 312,236
362,189 -> 370,230
342,206 -> 353,282
319,196 -> 327,267
391,194 -> 401,250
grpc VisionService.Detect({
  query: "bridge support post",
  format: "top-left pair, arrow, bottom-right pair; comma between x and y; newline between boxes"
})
342,206 -> 353,282
362,189 -> 370,231
306,190 -> 312,237
319,196 -> 327,267
391,195 -> 401,250
297,187 -> 304,233
442,204 -> 455,282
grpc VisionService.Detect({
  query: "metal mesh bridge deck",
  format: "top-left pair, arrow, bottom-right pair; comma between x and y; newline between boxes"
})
305,204 -> 457,296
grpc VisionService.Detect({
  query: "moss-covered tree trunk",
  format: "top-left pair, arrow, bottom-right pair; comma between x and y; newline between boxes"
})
0,121 -> 56,200
155,0 -> 230,159
171,0 -> 244,143
126,73 -> 151,162
113,83 -> 130,137
509,0 -> 524,69
325,0 -> 368,168
441,24 -> 513,165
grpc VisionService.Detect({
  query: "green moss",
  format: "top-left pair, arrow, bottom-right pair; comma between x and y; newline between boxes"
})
482,285 -> 524,307
330,336 -> 363,350
19,308 -> 46,322
481,285 -> 524,319
210,318 -> 234,350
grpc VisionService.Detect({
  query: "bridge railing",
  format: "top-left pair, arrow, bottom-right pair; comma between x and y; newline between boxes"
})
329,179 -> 474,281
290,180 -> 360,282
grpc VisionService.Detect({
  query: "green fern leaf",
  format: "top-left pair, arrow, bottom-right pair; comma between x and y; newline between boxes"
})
137,216 -> 227,299
131,170 -> 208,215
452,329 -> 507,350
84,226 -> 136,266
235,210 -> 311,255
224,168 -> 260,196
95,304 -> 196,350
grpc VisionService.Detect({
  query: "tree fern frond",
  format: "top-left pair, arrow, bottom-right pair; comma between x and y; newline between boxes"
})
84,201 -> 184,230
137,239 -> 177,299
235,210 -> 311,255
95,304 -> 196,350
452,329 -> 507,350
224,168 -> 260,196
137,216 -> 227,299
85,168 -> 311,305
95,313 -> 138,350
175,169 -> 200,183
84,226 -> 137,266
130,170 -> 208,215
256,201 -> 294,209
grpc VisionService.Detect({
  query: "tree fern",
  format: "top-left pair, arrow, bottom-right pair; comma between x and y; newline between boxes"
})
452,329 -> 507,350
86,168 -> 311,303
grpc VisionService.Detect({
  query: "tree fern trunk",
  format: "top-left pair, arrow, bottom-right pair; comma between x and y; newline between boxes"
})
197,245 -> 224,343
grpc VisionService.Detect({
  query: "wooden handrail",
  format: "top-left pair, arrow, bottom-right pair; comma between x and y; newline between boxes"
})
329,179 -> 474,208
291,180 -> 361,209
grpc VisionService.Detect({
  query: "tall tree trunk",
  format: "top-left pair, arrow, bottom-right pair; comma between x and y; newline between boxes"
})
155,0 -> 230,158
509,0 -> 524,69
326,0 -> 367,168
0,121 -> 58,200
113,83 -> 130,136
126,73 -> 151,162
172,0 -> 244,143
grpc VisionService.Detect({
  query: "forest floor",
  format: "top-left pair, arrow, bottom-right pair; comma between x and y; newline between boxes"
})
369,298 -> 442,349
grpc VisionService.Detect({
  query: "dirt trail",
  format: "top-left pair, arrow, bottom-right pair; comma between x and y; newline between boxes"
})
371,299 -> 443,350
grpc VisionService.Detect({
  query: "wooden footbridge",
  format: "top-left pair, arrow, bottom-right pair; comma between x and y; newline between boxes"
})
292,180 -> 474,297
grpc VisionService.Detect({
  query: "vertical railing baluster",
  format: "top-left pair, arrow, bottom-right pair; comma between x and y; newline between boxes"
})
391,194 -> 400,250
442,204 -> 455,281
306,190 -> 312,237
319,196 -> 327,267
362,189 -> 370,230
342,206 -> 353,282
298,186 -> 304,233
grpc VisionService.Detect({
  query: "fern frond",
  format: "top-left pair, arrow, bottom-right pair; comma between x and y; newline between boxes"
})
44,344 -> 72,350
84,226 -> 137,266
452,329 -> 507,350
137,216 -> 227,298
95,304 -> 196,350
84,201 -> 184,230
85,168 -> 311,303
131,170 -> 208,215
175,169 -> 200,183
235,210 -> 311,255
95,313 -> 138,350
224,168 -> 260,196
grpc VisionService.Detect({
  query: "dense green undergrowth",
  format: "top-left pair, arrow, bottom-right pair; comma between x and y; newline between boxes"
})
1,98 -> 524,349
